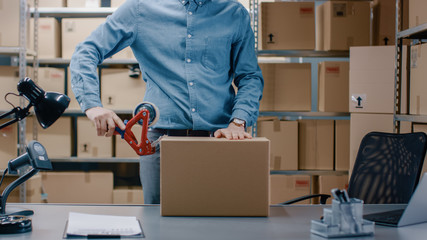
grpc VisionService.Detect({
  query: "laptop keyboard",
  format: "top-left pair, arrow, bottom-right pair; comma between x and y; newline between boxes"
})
363,209 -> 405,225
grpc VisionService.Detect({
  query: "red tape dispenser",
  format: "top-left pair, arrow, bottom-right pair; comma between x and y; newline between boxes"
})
114,102 -> 159,156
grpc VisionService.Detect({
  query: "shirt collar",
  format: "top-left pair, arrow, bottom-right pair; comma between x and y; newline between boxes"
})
179,0 -> 207,6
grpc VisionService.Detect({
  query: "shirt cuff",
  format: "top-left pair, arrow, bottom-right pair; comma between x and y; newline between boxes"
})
231,109 -> 252,126
77,95 -> 103,112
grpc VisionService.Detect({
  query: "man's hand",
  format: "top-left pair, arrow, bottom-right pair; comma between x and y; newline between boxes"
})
214,122 -> 252,140
85,107 -> 126,137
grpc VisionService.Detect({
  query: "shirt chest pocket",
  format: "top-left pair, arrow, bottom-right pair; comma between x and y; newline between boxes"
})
202,37 -> 232,72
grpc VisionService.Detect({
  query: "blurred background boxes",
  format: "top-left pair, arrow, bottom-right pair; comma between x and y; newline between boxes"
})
115,124 -> 142,158
0,0 -> 30,48
111,0 -> 126,8
410,44 -> 427,115
0,174 -> 44,203
0,120 -> 18,170
259,63 -> 311,111
261,2 -> 315,50
41,171 -> 113,203
298,120 -> 334,170
113,186 -> 144,204
350,46 -> 407,114
318,175 -> 349,204
62,18 -> 106,59
26,117 -> 72,158
318,61 -> 349,112
0,66 -> 21,111
67,0 -> 100,8
335,120 -> 350,171
316,1 -> 370,51
30,18 -> 61,59
256,118 -> 298,171
101,68 -> 146,111
409,0 -> 427,28
77,117 -> 112,158
28,0 -> 67,8
270,175 -> 311,204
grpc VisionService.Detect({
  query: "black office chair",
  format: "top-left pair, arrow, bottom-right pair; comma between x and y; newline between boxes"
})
279,131 -> 427,205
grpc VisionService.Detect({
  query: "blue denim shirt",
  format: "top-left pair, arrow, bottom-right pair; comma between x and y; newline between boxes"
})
70,0 -> 263,131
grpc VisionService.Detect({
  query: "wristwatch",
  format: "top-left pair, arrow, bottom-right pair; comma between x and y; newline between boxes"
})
231,118 -> 246,128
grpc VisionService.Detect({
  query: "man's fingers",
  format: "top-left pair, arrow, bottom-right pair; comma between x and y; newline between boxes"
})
105,117 -> 116,137
113,114 -> 126,130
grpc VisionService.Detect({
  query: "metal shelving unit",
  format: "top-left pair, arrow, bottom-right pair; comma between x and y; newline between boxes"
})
393,0 -> 427,131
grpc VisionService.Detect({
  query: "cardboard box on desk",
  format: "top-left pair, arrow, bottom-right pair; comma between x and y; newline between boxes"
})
350,46 -> 407,114
256,118 -> 298,170
0,0 -> 30,48
318,175 -> 349,204
316,1 -> 370,51
26,117 -> 72,158
409,0 -> 427,28
318,61 -> 349,112
77,117 -> 112,158
298,120 -> 334,170
410,44 -> 427,115
260,2 -> 315,50
30,18 -> 61,59
62,18 -> 106,59
160,137 -> 270,217
101,68 -> 146,111
0,120 -> 17,170
335,120 -> 350,171
270,175 -> 311,204
259,63 -> 311,111
42,171 -> 113,203
0,174 -> 44,203
113,186 -> 144,204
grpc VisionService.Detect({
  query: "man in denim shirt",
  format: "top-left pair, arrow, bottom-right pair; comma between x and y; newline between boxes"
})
70,0 -> 264,204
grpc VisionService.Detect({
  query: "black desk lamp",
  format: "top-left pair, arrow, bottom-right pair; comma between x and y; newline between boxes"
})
0,78 -> 70,234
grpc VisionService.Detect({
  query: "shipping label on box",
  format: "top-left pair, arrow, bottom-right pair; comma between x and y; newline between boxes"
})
77,117 -> 112,158
160,137 -> 270,217
318,61 -> 349,112
259,63 -> 311,111
298,120 -> 334,170
261,2 -> 315,50
257,118 -> 298,170
270,175 -> 311,204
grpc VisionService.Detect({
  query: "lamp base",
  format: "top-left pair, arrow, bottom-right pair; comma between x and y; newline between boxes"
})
0,215 -> 32,234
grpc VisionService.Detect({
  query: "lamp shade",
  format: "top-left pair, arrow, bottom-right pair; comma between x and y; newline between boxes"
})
17,78 -> 70,129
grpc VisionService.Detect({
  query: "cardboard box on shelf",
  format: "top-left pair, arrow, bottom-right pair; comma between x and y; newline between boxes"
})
26,117 -> 72,158
0,66 -> 21,111
410,44 -> 427,115
113,186 -> 144,204
67,0 -> 100,8
316,1 -> 370,51
30,18 -> 61,59
409,0 -> 427,28
111,0 -> 126,7
270,175 -> 311,204
28,0 -> 67,7
318,175 -> 349,204
77,117 -> 112,158
0,0 -> 30,48
259,63 -> 311,111
101,68 -> 146,110
160,137 -> 270,216
298,120 -> 334,170
335,120 -> 350,171
0,174 -> 44,203
0,120 -> 18,170
36,67 -> 66,93
318,61 -> 349,112
260,2 -> 315,50
256,118 -> 298,170
372,0 -> 409,46
350,46 -> 407,114
41,171 -> 113,203
62,18 -> 106,59
349,113 -> 394,176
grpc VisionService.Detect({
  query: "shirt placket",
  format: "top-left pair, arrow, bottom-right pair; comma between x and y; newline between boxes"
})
185,0 -> 199,128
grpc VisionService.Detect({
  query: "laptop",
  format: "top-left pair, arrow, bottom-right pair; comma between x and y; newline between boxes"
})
363,173 -> 427,227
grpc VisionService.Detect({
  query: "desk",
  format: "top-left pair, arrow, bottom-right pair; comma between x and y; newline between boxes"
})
2,204 -> 427,240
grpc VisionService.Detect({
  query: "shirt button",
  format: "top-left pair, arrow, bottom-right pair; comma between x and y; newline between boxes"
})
189,82 -> 194,86
192,108 -> 196,112
188,11 -> 193,15
187,34 -> 192,38
182,1 -> 185,4
186,59 -> 191,63
199,2 -> 202,5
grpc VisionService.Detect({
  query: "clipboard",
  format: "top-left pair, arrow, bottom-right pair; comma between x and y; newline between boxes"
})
63,220 -> 145,239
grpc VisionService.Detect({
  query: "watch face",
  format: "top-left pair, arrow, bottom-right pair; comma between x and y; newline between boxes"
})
233,118 -> 245,125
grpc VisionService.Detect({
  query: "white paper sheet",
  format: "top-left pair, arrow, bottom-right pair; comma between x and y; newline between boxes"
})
66,212 -> 142,236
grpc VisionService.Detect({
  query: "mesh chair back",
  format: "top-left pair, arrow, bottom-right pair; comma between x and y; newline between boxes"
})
348,132 -> 427,204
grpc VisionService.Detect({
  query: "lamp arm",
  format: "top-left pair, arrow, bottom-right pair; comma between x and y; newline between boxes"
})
0,104 -> 32,130
0,168 -> 39,215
